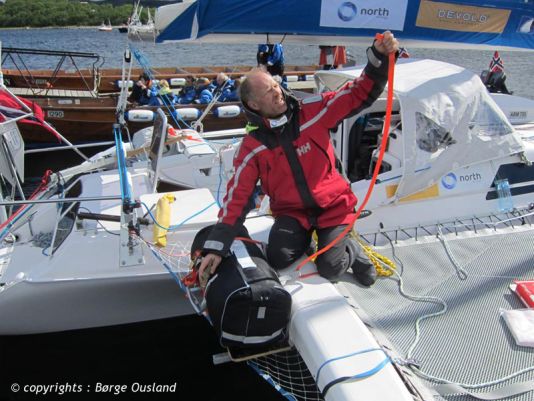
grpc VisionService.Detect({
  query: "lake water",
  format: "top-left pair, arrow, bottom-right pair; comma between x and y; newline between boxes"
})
0,28 -> 533,99
0,28 -> 532,401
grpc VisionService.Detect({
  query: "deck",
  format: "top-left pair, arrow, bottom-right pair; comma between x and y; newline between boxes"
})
336,221 -> 534,400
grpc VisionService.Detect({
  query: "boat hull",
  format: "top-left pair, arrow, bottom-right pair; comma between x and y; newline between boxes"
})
0,273 -> 193,335
5,65 -> 319,94
21,96 -> 247,144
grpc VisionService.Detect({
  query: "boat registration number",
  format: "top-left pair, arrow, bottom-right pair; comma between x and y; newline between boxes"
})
47,110 -> 64,118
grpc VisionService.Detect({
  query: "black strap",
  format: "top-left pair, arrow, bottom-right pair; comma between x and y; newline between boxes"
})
278,126 -> 322,223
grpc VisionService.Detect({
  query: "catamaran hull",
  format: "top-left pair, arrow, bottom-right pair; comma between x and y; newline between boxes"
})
0,273 -> 194,335
353,156 -> 534,238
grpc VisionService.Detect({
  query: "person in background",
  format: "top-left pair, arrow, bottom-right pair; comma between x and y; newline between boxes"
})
147,80 -> 162,106
257,43 -> 287,88
198,32 -> 399,286
319,45 -> 347,70
128,73 -> 151,105
177,75 -> 197,104
193,77 -> 214,104
223,77 -> 242,102
212,72 -> 235,102
158,79 -> 175,105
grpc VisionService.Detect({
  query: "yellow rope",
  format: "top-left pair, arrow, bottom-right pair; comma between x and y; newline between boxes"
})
311,230 -> 396,277
351,232 -> 396,277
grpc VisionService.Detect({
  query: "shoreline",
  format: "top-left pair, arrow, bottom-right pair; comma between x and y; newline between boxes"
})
0,26 -> 118,31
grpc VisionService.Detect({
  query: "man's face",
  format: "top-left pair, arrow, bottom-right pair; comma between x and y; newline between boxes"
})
248,73 -> 287,119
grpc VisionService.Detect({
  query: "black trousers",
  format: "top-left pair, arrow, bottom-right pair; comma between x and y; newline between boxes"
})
266,215 -> 350,281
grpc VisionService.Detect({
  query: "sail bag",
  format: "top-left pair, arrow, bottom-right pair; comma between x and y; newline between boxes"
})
192,225 -> 292,350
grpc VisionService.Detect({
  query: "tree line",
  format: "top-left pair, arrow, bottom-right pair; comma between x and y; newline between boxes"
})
0,0 -> 154,28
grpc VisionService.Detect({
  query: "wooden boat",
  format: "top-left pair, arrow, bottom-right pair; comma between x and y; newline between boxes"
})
20,95 -> 247,143
4,64 -> 319,95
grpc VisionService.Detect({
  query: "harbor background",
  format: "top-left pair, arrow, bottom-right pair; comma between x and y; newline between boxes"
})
0,27 -> 532,401
1,28 -> 533,100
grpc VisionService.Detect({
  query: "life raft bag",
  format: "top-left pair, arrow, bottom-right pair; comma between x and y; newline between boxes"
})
191,225 -> 292,350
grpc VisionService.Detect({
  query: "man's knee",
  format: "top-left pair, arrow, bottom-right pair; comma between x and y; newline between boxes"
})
267,216 -> 310,270
315,251 -> 350,282
315,226 -> 350,282
267,246 -> 301,270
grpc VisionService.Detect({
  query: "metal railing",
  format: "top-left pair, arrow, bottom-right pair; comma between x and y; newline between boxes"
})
1,47 -> 105,96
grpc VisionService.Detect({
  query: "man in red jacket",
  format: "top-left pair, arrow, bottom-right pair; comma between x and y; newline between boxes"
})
198,32 -> 399,285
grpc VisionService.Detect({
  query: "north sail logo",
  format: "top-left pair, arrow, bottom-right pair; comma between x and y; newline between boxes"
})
338,1 -> 390,21
296,142 -> 311,157
320,0 -> 407,31
338,2 -> 358,21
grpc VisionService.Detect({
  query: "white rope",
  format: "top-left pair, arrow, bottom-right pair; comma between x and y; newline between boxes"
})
379,232 -> 534,395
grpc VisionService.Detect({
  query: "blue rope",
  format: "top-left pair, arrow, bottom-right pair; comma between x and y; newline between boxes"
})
316,347 -> 387,384
315,348 -> 391,397
114,127 -> 133,206
140,201 -> 217,231
0,205 -> 33,242
129,44 -> 192,129
144,242 -> 187,291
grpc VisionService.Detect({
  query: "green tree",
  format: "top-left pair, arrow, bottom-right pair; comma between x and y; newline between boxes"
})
0,0 -> 134,28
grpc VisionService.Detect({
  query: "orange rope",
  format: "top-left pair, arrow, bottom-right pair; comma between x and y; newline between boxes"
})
296,34 -> 395,272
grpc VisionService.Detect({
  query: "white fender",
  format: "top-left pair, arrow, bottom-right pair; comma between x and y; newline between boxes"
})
116,80 -> 133,89
213,105 -> 241,118
175,108 -> 201,120
305,74 -> 315,81
286,75 -> 299,82
170,78 -> 186,87
126,109 -> 155,122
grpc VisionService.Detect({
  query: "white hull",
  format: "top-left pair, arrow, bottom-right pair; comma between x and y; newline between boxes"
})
1,58 -> 534,401
0,268 -> 189,334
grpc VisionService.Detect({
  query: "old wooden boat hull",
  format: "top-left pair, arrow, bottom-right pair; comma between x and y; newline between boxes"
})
21,96 -> 246,144
4,64 -> 319,94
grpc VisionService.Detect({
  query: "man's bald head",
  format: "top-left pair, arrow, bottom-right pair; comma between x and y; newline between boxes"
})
239,68 -> 267,107
239,69 -> 287,118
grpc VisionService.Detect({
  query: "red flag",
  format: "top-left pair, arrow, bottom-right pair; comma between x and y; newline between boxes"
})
0,89 -> 62,141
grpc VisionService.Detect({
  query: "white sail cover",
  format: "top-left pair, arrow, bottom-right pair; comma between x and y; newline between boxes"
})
316,59 -> 525,200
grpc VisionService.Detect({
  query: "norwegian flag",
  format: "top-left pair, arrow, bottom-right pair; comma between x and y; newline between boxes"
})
0,88 -> 62,141
489,51 -> 504,73
398,47 -> 410,58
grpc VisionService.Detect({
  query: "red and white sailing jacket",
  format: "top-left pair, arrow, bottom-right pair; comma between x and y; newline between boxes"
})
203,47 -> 394,255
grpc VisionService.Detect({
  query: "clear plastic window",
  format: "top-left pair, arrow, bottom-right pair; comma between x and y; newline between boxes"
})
415,112 -> 456,153
470,97 -> 513,137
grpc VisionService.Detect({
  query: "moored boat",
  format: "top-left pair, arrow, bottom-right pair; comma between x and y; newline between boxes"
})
98,20 -> 113,32
20,95 -> 247,143
4,63 -> 319,94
